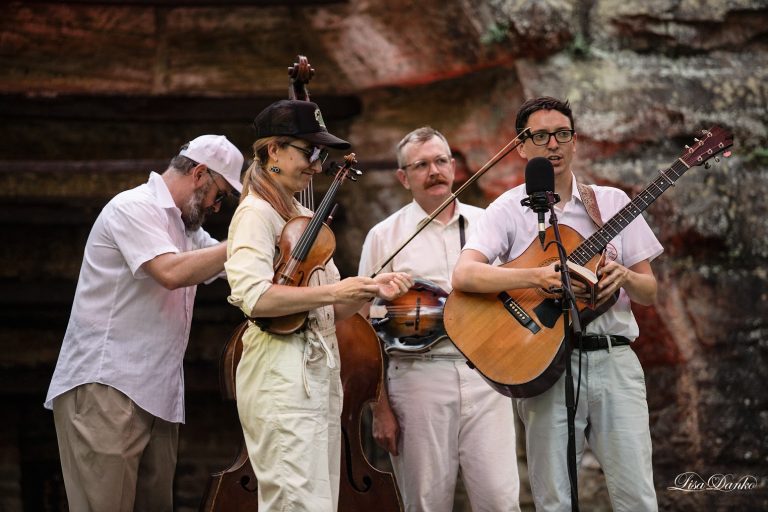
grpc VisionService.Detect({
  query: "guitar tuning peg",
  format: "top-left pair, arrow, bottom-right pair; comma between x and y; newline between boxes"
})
694,138 -> 700,142
685,145 -> 691,149
715,157 -> 720,163
704,162 -> 711,169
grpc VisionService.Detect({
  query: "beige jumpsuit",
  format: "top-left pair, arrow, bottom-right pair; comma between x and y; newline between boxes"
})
226,195 -> 343,512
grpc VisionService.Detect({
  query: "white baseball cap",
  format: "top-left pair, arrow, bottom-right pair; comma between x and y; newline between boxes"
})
179,134 -> 244,194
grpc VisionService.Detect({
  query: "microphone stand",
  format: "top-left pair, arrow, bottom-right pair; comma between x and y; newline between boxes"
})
545,192 -> 582,512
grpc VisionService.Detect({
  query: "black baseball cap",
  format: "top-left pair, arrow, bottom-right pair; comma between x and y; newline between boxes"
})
253,99 -> 351,149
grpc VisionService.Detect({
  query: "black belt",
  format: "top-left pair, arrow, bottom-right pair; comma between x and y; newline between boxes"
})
575,335 -> 631,351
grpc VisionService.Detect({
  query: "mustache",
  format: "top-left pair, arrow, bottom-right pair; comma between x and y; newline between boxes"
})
425,176 -> 450,188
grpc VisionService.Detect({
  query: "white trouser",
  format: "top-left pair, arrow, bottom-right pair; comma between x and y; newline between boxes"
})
516,345 -> 658,512
237,324 -> 342,512
387,357 -> 521,512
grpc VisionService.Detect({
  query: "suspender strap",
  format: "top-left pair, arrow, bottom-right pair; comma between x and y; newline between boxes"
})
576,182 -> 604,228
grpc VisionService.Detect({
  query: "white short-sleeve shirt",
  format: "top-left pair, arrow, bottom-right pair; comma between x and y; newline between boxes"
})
464,176 -> 663,339
44,172 -> 220,423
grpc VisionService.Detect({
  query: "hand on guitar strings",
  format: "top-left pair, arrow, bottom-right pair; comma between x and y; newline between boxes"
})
538,263 -> 563,292
593,260 -> 629,307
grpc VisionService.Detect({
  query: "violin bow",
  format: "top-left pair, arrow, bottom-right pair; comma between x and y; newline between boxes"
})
369,127 -> 531,277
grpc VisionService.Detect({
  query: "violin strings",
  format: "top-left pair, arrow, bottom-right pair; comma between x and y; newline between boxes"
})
282,167 -> 348,281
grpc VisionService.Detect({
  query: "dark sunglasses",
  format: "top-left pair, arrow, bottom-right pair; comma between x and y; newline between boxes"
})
206,170 -> 228,205
288,143 -> 330,165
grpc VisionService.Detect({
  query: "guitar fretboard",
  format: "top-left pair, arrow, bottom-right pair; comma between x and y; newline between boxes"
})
568,158 -> 689,266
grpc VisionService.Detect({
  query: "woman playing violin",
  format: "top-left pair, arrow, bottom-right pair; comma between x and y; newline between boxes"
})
225,99 -> 412,511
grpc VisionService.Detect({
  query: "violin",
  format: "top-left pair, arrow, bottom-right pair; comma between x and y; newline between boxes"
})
253,154 -> 360,334
199,55 -> 402,512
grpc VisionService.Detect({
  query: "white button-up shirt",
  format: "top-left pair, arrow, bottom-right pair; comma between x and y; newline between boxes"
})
464,176 -> 663,339
44,172 -> 219,423
359,199 -> 483,355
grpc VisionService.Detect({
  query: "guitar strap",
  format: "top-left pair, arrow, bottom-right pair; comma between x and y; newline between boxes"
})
576,182 -> 604,228
575,182 -> 610,327
459,215 -> 466,248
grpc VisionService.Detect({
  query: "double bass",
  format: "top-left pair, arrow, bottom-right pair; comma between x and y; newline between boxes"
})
199,56 -> 402,512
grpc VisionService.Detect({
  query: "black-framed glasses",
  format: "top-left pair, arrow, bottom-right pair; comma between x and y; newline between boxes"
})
206,170 -> 228,205
528,129 -> 575,146
288,143 -> 329,165
401,154 -> 452,172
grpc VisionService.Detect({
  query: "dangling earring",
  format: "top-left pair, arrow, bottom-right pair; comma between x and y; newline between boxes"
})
269,165 -> 281,174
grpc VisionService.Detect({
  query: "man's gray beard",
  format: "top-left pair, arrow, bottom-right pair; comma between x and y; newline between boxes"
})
182,184 -> 209,231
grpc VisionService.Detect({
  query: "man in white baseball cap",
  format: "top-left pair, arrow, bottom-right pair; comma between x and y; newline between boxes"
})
180,134 -> 244,195
45,135 -> 244,511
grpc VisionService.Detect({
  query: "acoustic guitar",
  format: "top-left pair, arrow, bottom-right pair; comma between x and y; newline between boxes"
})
444,126 -> 733,398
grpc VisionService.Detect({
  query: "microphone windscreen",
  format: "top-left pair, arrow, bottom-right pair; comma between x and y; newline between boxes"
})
525,157 -> 554,194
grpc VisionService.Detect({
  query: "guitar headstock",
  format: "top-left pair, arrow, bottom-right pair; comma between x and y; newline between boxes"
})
680,125 -> 734,168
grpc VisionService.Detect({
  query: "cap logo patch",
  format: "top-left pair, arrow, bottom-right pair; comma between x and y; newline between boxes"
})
314,108 -> 327,129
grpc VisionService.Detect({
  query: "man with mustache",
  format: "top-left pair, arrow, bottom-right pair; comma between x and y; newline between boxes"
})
358,127 -> 521,511
45,135 -> 243,512
452,97 -> 661,511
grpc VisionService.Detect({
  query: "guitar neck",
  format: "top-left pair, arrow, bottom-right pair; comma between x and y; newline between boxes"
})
569,158 -> 690,266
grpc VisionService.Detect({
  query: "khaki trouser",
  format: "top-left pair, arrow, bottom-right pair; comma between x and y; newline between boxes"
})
52,383 -> 179,512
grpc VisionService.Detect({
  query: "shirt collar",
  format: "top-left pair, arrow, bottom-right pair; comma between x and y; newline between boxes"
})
569,173 -> 584,205
147,171 -> 178,210
410,199 -> 464,226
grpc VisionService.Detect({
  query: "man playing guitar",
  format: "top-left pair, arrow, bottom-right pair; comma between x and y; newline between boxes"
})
452,97 -> 661,511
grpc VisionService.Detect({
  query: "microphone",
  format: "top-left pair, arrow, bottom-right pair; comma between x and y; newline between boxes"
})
520,157 -> 558,247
